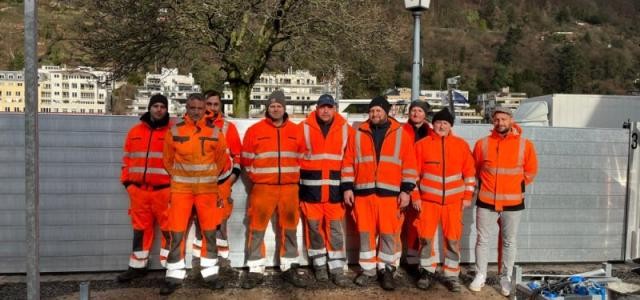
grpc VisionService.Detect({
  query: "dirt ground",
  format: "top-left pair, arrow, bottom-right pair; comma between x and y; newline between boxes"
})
2,263 -> 640,299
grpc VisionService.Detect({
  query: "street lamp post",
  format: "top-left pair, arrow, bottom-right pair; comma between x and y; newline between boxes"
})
447,75 -> 461,121
404,0 -> 430,102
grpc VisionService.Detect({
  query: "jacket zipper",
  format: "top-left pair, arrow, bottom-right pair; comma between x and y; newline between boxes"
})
494,140 -> 500,206
277,127 -> 281,184
142,126 -> 154,184
441,135 -> 446,205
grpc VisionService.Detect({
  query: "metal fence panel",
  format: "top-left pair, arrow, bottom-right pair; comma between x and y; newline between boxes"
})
0,114 -> 629,273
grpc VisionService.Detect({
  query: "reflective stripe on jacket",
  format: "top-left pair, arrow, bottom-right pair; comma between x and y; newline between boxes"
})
341,118 -> 418,197
121,115 -> 171,186
473,123 -> 538,211
299,111 -> 354,203
241,116 -> 303,185
415,130 -> 475,205
163,114 -> 229,194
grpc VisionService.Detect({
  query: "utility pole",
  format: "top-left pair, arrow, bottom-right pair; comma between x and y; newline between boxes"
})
24,0 -> 40,299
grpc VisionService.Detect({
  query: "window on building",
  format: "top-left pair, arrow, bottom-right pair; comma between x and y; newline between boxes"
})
17,83 -> 22,86
6,91 -> 11,96
14,107 -> 20,112
253,95 -> 261,100
16,92 -> 20,96
252,88 -> 261,92
4,107 -> 9,112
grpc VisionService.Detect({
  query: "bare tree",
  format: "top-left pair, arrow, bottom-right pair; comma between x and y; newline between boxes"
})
77,0 -> 394,117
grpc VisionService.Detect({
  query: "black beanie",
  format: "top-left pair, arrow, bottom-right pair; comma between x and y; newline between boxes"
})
432,108 -> 455,126
408,100 -> 430,114
368,96 -> 391,114
148,94 -> 168,110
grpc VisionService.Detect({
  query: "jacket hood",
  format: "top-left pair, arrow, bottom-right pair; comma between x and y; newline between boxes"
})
140,111 -> 170,129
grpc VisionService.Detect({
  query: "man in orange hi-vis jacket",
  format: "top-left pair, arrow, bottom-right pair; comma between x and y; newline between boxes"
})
342,96 -> 418,291
160,93 -> 230,295
298,94 -> 354,287
240,90 -> 307,289
413,108 -> 475,292
401,100 -> 431,271
469,106 -> 538,297
191,90 -> 242,268
118,94 -> 172,283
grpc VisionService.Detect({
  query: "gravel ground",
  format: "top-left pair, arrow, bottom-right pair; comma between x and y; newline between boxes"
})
2,263 -> 640,299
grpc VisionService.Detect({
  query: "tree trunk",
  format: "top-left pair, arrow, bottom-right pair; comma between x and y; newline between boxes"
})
230,82 -> 252,118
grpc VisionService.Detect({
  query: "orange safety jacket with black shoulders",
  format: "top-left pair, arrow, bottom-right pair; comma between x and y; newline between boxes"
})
415,130 -> 476,205
205,110 -> 242,179
163,114 -> 229,194
341,117 -> 418,197
473,123 -> 538,212
121,112 -> 172,188
298,111 -> 354,203
241,113 -> 303,185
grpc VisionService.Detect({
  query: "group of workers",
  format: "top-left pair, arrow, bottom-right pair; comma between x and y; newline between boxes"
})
118,90 -> 538,296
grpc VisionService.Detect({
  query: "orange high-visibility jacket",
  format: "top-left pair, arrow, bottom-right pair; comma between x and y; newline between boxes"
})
241,115 -> 303,185
163,114 -> 229,194
121,113 -> 172,187
402,122 -> 432,200
341,118 -> 418,197
298,111 -> 355,203
415,130 -> 476,205
473,123 -> 538,211
205,111 -> 242,177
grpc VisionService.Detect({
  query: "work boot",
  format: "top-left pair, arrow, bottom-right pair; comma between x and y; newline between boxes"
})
203,275 -> 225,290
354,273 -> 375,286
378,266 -> 396,291
331,272 -> 351,287
116,267 -> 147,283
416,269 -> 434,290
314,267 -> 329,282
241,272 -> 264,289
444,276 -> 462,292
159,281 -> 181,295
282,264 -> 308,288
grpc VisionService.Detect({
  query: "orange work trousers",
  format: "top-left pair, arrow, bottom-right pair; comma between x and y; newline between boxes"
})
165,192 -> 222,282
353,194 -> 404,276
402,206 -> 420,265
126,185 -> 170,269
246,184 -> 300,273
416,201 -> 463,277
192,179 -> 234,259
300,201 -> 346,273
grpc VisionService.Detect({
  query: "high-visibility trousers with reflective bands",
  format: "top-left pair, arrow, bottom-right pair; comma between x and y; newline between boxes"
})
416,201 -> 463,277
300,201 -> 346,273
353,194 -> 404,276
192,179 -> 234,259
402,206 -> 421,265
246,183 -> 300,273
126,185 -> 170,269
165,192 -> 222,283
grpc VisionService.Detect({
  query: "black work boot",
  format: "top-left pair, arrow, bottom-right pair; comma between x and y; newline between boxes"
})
416,269 -> 435,290
354,272 -> 376,286
116,267 -> 147,283
241,272 -> 264,289
204,275 -> 225,290
314,266 -> 329,282
331,271 -> 351,287
159,281 -> 181,295
378,266 -> 396,291
444,276 -> 462,292
282,264 -> 308,288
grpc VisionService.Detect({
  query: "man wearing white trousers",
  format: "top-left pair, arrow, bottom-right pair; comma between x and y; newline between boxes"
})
469,107 -> 538,296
